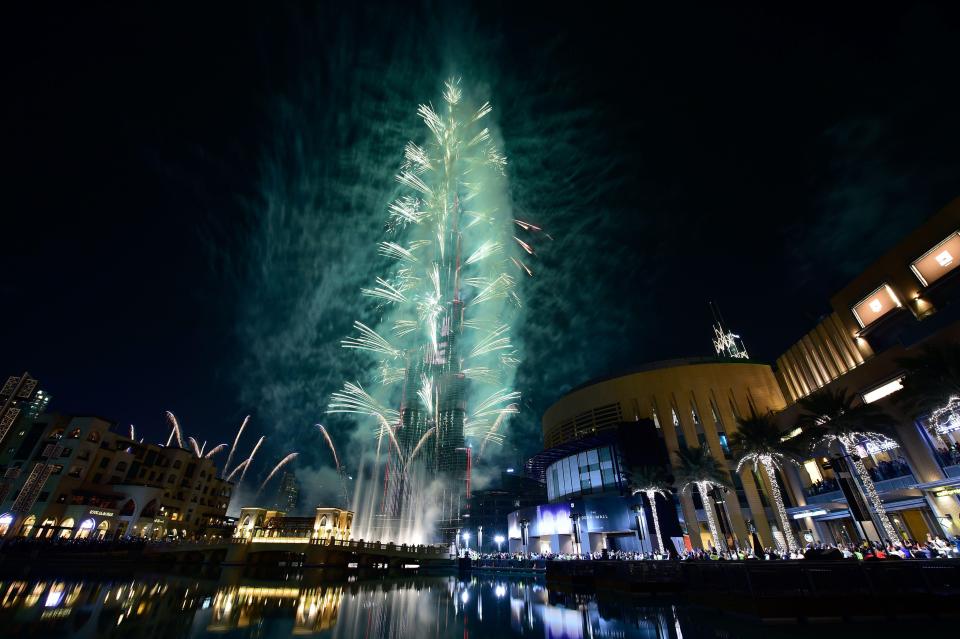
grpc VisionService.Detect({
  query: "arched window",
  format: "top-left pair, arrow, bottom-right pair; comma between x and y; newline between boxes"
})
86,431 -> 100,443
96,521 -> 109,540
48,429 -> 64,440
59,518 -> 75,538
67,428 -> 81,439
141,499 -> 158,518
20,515 -> 36,537
319,515 -> 328,527
0,513 -> 13,536
120,499 -> 136,516
75,518 -> 95,539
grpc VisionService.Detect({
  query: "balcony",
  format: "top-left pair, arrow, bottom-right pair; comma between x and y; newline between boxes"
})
804,473 -> 917,505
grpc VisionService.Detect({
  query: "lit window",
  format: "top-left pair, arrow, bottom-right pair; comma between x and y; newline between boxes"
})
851,284 -> 902,328
911,231 -> 960,286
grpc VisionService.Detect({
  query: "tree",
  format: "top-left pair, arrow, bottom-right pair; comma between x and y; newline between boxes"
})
673,445 -> 731,551
729,414 -> 801,552
797,388 -> 899,541
896,343 -> 960,417
629,465 -> 672,555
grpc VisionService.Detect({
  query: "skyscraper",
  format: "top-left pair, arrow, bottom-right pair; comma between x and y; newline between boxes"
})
329,79 -> 531,544
274,471 -> 299,513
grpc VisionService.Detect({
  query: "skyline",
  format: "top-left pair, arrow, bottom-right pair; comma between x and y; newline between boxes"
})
5,2 -> 960,495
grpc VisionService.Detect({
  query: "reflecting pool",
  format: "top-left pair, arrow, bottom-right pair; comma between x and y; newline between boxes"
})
0,573 -> 952,638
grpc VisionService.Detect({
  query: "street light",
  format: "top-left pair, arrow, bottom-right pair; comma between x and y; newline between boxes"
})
462,531 -> 470,549
494,534 -> 505,552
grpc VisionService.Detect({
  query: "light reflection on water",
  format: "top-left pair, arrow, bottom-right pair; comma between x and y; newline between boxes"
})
0,574 -> 949,639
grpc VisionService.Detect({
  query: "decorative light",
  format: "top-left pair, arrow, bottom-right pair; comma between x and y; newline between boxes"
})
929,396 -> 960,435
840,435 -> 899,541
737,453 -> 799,553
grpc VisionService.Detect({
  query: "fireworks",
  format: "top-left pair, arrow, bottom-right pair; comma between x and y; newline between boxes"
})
205,443 -> 228,459
327,78 -> 541,542
315,424 -> 341,471
224,415 -> 250,479
224,459 -> 249,483
240,436 -> 266,485
165,411 -> 184,449
257,452 -> 300,496
187,437 -> 202,458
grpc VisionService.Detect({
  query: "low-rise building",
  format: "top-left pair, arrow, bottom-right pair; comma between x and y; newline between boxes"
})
235,506 -> 353,541
0,414 -> 232,540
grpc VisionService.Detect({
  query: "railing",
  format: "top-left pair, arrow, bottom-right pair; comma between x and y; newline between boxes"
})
231,535 -> 448,556
473,558 -> 546,571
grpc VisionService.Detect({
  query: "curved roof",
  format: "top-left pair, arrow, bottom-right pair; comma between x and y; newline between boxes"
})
565,356 -> 766,395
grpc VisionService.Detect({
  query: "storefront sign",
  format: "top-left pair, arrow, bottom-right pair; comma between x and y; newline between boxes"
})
89,510 -> 114,517
933,487 -> 960,498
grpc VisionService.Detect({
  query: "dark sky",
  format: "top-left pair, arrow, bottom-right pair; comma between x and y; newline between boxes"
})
5,1 -> 960,473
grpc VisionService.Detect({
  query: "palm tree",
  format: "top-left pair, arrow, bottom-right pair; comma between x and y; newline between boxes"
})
797,388 -> 899,541
896,343 -> 960,417
729,414 -> 801,552
629,465 -> 672,555
673,445 -> 731,551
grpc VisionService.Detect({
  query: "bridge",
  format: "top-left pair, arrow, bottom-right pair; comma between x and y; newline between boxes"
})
144,537 -> 455,572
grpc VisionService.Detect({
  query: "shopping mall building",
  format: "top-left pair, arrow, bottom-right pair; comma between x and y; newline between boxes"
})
509,196 -> 960,552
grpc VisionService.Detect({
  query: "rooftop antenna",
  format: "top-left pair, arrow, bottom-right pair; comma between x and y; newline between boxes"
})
709,301 -> 749,359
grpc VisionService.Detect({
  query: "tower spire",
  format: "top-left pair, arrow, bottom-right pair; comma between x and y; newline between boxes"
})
709,301 -> 749,359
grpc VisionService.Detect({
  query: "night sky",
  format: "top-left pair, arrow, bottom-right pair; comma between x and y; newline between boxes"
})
5,2 -> 960,488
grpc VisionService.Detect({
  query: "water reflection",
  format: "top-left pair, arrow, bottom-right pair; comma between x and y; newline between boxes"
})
0,574 -> 684,639
1,573 -> 947,638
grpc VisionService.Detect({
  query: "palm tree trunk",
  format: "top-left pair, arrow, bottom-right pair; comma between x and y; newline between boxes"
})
850,455 -> 899,541
696,482 -> 723,551
840,437 -> 898,542
761,459 -> 799,552
645,490 -> 666,555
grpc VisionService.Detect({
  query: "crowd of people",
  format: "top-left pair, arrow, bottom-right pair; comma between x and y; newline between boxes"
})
866,457 -> 912,482
935,442 -> 960,467
473,534 -> 960,562
807,477 -> 840,495
807,457 -> 914,496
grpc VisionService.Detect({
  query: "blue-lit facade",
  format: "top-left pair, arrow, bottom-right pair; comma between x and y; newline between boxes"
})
545,445 -> 624,502
508,424 -> 683,555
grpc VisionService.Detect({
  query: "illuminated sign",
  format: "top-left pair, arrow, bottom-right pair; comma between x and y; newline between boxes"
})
911,231 -> 960,286
862,377 -> 904,404
851,284 -> 902,328
792,509 -> 827,519
933,487 -> 960,498
89,509 -> 114,517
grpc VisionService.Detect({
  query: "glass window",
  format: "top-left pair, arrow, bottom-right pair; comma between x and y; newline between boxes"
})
911,231 -> 960,286
587,449 -> 599,466
590,470 -> 602,491
851,283 -> 902,328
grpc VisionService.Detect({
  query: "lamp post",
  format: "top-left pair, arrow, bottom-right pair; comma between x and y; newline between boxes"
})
569,502 -> 582,556
494,534 -> 505,553
462,530 -> 470,551
631,503 -> 650,554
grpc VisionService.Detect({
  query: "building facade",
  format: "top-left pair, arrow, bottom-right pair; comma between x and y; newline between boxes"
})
235,506 -> 353,541
774,197 -> 960,545
538,359 -> 790,551
0,413 -> 232,540
508,422 -> 685,555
